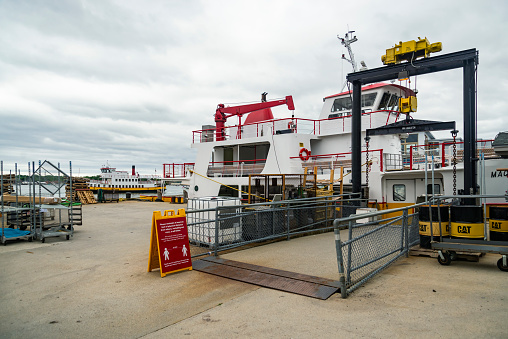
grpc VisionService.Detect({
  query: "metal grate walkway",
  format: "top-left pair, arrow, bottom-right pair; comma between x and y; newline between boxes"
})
192,256 -> 340,300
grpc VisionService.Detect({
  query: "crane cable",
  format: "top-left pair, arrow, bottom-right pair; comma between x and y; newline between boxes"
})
189,170 -> 270,201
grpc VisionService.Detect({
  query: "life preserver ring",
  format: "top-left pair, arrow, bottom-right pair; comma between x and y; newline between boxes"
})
299,148 -> 310,161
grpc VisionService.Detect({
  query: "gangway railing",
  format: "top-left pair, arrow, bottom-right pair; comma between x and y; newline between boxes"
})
185,194 -> 422,298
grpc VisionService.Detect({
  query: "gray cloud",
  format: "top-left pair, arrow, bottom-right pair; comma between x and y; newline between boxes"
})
1,0 -> 507,176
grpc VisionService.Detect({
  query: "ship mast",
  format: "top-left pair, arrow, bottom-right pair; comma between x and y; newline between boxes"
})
338,31 -> 358,92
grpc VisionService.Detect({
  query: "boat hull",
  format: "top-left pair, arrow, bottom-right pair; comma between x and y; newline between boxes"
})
88,186 -> 163,193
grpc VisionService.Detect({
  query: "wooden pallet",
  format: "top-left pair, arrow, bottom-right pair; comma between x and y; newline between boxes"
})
409,246 -> 482,262
76,190 -> 96,204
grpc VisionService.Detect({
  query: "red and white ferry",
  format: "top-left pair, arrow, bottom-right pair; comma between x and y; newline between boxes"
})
163,34 -> 508,212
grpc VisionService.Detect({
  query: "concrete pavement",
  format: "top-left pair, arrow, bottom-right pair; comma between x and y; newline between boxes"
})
0,201 -> 506,338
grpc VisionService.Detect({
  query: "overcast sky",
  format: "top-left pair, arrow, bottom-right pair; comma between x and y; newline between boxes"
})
1,0 -> 507,177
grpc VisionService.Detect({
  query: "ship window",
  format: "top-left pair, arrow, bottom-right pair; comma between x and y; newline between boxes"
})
331,97 -> 352,112
378,92 -> 391,110
328,113 -> 343,119
332,93 -> 378,113
388,94 -> 399,111
393,184 -> 406,201
361,93 -> 377,108
427,184 -> 440,194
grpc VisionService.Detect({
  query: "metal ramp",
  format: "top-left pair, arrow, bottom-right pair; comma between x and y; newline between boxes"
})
192,256 -> 340,300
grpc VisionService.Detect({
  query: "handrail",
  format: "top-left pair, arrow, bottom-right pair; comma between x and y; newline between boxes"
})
333,201 -> 427,228
409,139 -> 496,170
192,109 -> 403,143
209,158 -> 267,165
289,149 -> 384,171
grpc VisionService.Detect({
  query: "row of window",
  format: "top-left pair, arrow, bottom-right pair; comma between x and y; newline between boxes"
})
330,92 -> 402,114
116,185 -> 144,188
331,93 -> 378,112
96,185 -> 145,188
115,178 -> 138,182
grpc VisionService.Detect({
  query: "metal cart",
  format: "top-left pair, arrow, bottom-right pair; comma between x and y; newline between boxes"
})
33,204 -> 73,243
433,239 -> 508,272
1,206 -> 34,245
429,194 -> 508,272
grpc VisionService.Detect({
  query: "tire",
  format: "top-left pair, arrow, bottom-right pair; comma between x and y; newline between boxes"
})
438,251 -> 452,266
41,238 -> 45,243
66,235 -> 70,240
497,258 -> 508,272
449,251 -> 457,261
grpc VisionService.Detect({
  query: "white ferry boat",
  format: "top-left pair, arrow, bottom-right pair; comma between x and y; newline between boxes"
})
164,37 -> 508,214
88,165 -> 163,192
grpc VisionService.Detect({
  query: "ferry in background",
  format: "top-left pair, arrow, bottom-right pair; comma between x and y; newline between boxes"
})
88,164 -> 163,193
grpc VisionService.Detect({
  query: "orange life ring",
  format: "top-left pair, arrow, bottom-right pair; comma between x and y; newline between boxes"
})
299,148 -> 310,161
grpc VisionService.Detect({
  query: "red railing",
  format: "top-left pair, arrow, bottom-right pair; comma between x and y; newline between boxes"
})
207,158 -> 267,177
289,149 -> 385,172
409,140 -> 495,170
163,163 -> 195,178
192,110 -> 402,143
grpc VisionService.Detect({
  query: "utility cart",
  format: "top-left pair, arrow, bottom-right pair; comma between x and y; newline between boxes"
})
433,239 -> 508,271
33,204 -> 73,243
429,193 -> 508,272
1,206 -> 34,245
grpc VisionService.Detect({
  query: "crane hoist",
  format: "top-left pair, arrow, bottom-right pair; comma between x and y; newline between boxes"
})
214,93 -> 295,141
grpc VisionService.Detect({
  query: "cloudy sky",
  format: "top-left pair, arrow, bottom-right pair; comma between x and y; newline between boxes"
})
1,0 -> 507,176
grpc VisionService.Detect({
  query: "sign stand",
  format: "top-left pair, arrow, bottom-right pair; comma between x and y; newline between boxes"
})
148,208 -> 192,277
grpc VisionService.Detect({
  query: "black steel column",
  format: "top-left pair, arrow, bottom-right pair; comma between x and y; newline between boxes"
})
351,80 -> 362,202
463,58 -> 477,202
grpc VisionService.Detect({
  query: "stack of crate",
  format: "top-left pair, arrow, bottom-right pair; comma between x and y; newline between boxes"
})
76,190 -> 96,204
66,177 -> 93,203
1,174 -> 15,194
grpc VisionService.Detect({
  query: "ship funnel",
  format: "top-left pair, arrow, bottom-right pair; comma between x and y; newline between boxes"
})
132,165 -> 135,175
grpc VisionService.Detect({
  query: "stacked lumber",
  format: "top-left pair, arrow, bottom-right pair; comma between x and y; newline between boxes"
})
2,194 -> 61,204
66,177 -> 90,202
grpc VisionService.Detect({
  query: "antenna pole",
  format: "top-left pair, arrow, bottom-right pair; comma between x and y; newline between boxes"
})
338,31 -> 358,72
338,31 -> 358,91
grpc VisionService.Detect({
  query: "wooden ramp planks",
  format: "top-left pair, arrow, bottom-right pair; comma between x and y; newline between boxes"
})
193,256 -> 340,300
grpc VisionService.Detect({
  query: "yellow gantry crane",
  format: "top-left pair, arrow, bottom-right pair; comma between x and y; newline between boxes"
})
382,37 -> 442,65
382,37 -> 442,114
